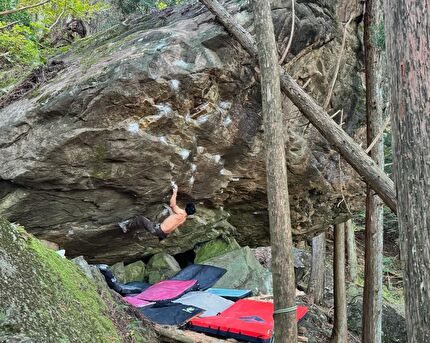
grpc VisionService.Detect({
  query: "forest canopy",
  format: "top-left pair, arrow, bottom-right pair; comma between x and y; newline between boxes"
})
0,0 -> 178,91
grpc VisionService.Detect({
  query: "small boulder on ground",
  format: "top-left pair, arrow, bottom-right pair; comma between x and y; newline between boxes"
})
348,296 -> 407,343
145,253 -> 181,284
124,260 -> 146,283
110,261 -> 127,283
110,260 -> 146,283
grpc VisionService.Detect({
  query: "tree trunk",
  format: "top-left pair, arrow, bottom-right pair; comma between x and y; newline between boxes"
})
362,0 -> 385,341
331,223 -> 348,343
383,1 -> 430,342
345,219 -> 357,282
307,232 -> 326,305
199,0 -> 397,213
253,0 -> 297,341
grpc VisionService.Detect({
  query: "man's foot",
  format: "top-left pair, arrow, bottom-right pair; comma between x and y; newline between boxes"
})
118,220 -> 130,233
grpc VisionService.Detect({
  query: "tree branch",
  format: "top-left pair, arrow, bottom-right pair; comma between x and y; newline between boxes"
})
279,0 -> 295,65
0,20 -> 19,30
365,115 -> 390,154
323,14 -> 353,110
199,0 -> 397,213
0,0 -> 52,17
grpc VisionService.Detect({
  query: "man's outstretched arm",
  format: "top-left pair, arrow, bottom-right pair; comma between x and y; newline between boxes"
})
170,184 -> 178,208
169,184 -> 185,214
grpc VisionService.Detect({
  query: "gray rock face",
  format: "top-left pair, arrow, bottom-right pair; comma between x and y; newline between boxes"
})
348,297 -> 407,343
0,0 -> 365,262
204,246 -> 273,295
251,246 -> 311,286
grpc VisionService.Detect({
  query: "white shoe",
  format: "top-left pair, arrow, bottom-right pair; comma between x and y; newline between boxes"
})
118,220 -> 130,233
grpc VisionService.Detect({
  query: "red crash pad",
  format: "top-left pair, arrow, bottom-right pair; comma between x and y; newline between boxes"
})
189,299 -> 308,343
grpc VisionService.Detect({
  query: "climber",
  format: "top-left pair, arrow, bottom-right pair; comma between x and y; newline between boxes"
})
118,183 -> 196,240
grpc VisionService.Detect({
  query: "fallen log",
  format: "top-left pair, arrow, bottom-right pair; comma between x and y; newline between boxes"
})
199,0 -> 397,213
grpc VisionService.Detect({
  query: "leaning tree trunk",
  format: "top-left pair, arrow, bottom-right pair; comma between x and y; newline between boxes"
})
362,0 -> 385,341
383,1 -> 430,342
331,223 -> 348,343
308,232 -> 326,304
199,0 -> 397,213
253,0 -> 297,341
345,219 -> 357,282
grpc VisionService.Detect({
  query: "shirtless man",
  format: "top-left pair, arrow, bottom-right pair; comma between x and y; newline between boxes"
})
118,184 -> 196,240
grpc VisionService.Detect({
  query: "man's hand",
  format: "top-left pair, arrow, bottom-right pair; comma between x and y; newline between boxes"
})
171,181 -> 178,193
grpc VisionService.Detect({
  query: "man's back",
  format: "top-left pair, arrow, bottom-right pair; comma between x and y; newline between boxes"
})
161,205 -> 186,234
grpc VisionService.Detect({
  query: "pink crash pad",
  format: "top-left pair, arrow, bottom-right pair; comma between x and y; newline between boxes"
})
123,296 -> 154,308
135,280 -> 198,302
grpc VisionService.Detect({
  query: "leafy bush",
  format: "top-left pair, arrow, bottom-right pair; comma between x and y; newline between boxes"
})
0,0 -> 104,71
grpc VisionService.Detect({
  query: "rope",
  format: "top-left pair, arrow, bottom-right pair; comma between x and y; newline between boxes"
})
270,306 -> 297,343
273,305 -> 297,315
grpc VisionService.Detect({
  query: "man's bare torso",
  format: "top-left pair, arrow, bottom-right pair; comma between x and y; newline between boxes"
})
160,205 -> 186,234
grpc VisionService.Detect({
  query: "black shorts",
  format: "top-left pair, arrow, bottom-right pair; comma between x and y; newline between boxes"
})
126,215 -> 167,239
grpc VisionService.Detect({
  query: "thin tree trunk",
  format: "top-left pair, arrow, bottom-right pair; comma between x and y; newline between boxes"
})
331,223 -> 348,343
362,0 -> 384,341
307,232 -> 326,305
384,1 -> 430,342
199,0 -> 397,213
345,219 -> 357,282
253,0 -> 297,341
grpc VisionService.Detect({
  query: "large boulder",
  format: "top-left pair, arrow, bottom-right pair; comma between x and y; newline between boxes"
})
203,246 -> 273,295
0,0 -> 365,262
0,219 -> 159,342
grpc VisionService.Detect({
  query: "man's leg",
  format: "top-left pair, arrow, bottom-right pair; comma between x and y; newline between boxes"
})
120,215 -> 159,236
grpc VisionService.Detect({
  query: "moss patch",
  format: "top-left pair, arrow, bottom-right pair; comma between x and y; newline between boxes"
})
0,219 -> 130,342
194,235 -> 240,263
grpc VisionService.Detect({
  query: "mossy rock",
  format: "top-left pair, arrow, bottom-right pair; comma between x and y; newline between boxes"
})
0,219 -> 158,343
124,260 -> 146,283
111,261 -> 127,283
145,253 -> 180,284
194,236 -> 240,263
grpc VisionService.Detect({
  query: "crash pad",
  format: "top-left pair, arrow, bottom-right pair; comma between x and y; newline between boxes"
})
123,297 -> 154,308
135,280 -> 198,302
97,264 -> 144,295
125,281 -> 152,292
188,299 -> 308,343
140,302 -> 203,326
173,291 -> 234,317
169,264 -> 226,290
206,288 -> 252,300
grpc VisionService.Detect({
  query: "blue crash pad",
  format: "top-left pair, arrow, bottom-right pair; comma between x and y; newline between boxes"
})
206,288 -> 252,301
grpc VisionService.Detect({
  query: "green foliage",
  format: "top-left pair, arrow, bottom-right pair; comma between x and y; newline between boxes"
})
116,0 -> 181,14
0,0 -> 104,74
0,23 -> 40,65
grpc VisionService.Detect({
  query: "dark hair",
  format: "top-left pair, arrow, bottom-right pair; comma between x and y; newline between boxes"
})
185,203 -> 196,215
